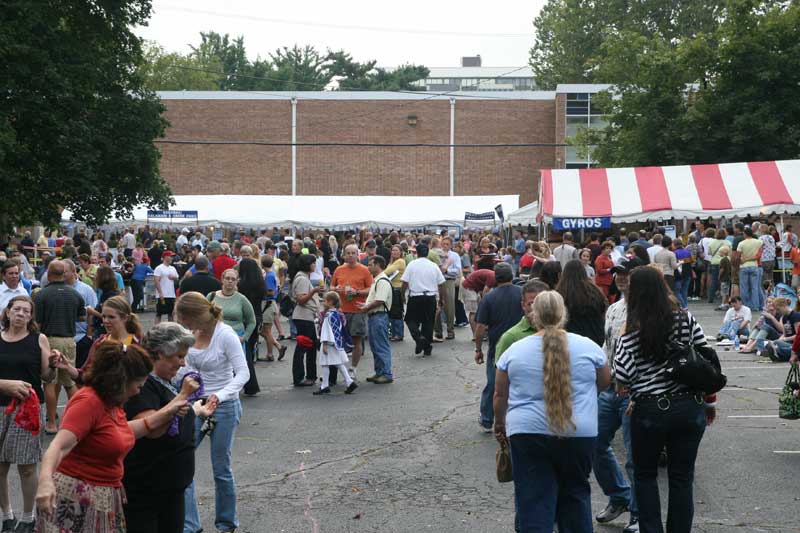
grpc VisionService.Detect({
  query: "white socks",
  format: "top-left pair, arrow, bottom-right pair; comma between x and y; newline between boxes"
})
1,510 -> 13,521
20,511 -> 34,523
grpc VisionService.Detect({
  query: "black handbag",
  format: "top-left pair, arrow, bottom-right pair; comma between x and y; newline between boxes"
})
665,316 -> 727,394
279,293 -> 296,318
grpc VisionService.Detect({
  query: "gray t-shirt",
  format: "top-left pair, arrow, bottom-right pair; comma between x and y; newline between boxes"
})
292,272 -> 319,321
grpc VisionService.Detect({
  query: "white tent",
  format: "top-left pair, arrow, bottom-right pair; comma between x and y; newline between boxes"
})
63,195 -> 519,229
506,201 -> 538,226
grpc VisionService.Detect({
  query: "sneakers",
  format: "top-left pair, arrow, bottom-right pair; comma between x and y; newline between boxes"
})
716,338 -> 733,346
312,387 -> 331,395
596,503 -> 628,523
365,374 -> 379,383
764,342 -> 781,362
623,518 -> 640,532
431,336 -> 444,343
372,375 -> 393,384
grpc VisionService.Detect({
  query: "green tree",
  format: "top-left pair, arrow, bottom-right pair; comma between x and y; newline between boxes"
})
530,0 -> 723,89
139,42 -> 222,90
0,0 -> 172,232
269,45 -> 333,90
329,51 -> 429,91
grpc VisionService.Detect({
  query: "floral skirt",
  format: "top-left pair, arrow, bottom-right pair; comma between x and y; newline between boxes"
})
36,473 -> 126,533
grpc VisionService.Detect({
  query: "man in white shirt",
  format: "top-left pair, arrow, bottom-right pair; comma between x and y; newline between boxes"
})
153,251 -> 179,324
359,255 -> 394,384
0,259 -> 29,316
176,228 -> 190,249
121,228 -> 137,257
401,243 -> 446,356
553,231 -> 580,269
434,237 -> 461,341
646,233 -> 664,263
717,295 -> 751,344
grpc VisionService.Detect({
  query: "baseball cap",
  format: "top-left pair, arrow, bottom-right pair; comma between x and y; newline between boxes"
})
612,257 -> 644,274
162,250 -> 176,257
366,240 -> 377,248
206,240 -> 221,251
494,262 -> 514,283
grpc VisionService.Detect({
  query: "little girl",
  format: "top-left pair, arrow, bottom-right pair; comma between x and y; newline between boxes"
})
314,292 -> 358,395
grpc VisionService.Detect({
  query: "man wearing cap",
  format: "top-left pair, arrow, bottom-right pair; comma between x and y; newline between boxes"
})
593,257 -> 642,533
153,250 -> 179,323
402,243 -> 446,357
212,242 -> 237,282
359,240 -> 379,266
474,262 -> 521,432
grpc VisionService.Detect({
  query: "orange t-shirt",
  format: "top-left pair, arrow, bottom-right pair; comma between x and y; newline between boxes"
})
331,263 -> 374,314
791,247 -> 800,275
58,387 -> 135,487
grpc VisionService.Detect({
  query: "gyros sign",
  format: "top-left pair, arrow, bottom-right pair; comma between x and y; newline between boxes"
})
552,217 -> 612,230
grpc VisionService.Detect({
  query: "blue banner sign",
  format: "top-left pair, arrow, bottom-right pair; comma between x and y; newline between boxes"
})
147,210 -> 198,218
552,217 -> 611,230
464,211 -> 495,222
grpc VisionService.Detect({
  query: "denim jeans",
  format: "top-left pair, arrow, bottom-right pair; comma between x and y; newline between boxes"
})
707,264 -> 720,304
755,323 -> 782,349
631,396 -> 706,533
509,434 -> 595,533
479,352 -> 496,427
719,319 -> 748,339
674,277 -> 689,309
368,312 -> 392,379
184,398 -> 243,533
740,266 -> 760,311
390,318 -> 405,339
594,388 -> 638,518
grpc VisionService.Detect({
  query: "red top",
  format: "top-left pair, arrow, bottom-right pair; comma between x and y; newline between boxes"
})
212,254 -> 238,281
792,332 -> 800,355
463,269 -> 496,292
595,255 -> 614,287
519,253 -> 535,270
58,387 -> 135,487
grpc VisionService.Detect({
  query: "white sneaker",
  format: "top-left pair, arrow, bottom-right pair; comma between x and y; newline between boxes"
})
716,339 -> 733,346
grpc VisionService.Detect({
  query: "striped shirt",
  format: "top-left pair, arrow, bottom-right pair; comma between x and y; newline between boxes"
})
614,311 -> 707,398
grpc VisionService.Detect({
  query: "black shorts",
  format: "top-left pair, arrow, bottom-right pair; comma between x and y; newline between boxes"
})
156,297 -> 175,316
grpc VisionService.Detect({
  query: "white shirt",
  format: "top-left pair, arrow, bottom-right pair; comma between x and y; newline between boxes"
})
178,321 -> 249,403
153,264 -> 179,298
310,256 -> 325,283
700,237 -> 714,260
72,280 -> 97,341
122,232 -> 137,250
176,235 -> 188,248
401,257 -> 445,296
442,250 -> 462,279
647,244 -> 664,263
0,283 -> 28,315
724,305 -> 752,325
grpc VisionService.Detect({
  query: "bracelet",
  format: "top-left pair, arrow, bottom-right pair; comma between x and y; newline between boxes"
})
142,417 -> 153,432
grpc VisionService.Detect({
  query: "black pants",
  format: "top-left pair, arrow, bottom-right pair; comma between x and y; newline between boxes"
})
125,488 -> 184,533
405,295 -> 436,354
631,395 -> 706,533
454,286 -> 468,325
292,319 -> 318,384
244,321 -> 261,395
131,279 -> 145,311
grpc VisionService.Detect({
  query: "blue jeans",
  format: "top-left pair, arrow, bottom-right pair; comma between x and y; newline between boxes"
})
184,399 -> 242,533
719,319 -> 748,339
631,396 -> 706,533
510,434 -> 595,533
594,388 -> 638,518
390,318 -> 405,339
707,264 -> 720,304
674,277 -> 689,309
479,352 -> 496,427
368,313 -> 392,379
740,266 -> 760,310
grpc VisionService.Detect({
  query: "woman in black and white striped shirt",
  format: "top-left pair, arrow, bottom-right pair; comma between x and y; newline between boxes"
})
614,266 -> 715,533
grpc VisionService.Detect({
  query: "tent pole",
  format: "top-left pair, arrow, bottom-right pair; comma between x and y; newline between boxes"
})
782,214 -> 787,285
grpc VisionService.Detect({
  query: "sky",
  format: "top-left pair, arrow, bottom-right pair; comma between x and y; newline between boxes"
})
135,0 -> 548,68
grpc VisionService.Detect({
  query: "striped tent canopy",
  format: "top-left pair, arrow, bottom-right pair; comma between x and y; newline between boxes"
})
539,160 -> 800,223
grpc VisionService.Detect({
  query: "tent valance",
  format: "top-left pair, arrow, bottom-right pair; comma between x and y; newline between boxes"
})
539,160 -> 800,223
507,201 -> 538,226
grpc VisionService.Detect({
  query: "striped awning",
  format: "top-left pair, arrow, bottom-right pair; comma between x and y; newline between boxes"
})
539,160 -> 800,222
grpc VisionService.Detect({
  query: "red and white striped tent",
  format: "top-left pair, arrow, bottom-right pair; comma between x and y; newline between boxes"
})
539,160 -> 800,223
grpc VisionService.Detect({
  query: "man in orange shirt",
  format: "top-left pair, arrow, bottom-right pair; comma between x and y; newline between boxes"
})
331,244 -> 374,380
790,242 -> 800,289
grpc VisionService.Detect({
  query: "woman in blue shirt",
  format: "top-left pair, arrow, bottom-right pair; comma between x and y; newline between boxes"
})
495,290 -> 610,532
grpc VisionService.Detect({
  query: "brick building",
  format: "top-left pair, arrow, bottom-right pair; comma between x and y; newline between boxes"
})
157,85 -> 607,206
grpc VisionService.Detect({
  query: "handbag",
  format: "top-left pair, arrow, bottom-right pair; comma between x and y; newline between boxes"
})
665,315 -> 727,394
779,364 -> 800,420
279,293 -> 296,318
496,441 -> 513,483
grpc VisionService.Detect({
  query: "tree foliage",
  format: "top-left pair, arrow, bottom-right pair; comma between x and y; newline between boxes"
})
139,32 -> 429,92
0,0 -> 172,232
570,0 -> 800,167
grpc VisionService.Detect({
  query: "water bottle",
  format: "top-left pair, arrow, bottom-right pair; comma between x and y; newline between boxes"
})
734,334 -> 740,351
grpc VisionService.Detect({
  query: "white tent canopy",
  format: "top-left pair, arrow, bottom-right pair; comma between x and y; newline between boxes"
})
507,201 -> 538,226
63,195 -> 519,229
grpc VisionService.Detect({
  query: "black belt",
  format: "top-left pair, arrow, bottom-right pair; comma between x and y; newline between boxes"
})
635,391 -> 704,410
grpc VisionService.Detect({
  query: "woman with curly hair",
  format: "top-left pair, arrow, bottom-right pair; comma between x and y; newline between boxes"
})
494,291 -> 610,531
35,342 -> 195,533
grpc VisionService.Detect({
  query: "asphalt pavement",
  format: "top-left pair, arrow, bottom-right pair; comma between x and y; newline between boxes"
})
26,302 -> 800,532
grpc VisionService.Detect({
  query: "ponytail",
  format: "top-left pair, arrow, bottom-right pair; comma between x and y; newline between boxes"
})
531,291 -> 575,435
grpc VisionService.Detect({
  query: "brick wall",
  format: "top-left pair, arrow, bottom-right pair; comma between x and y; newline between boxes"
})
158,96 -> 558,205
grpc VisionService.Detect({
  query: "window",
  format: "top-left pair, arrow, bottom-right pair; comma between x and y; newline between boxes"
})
566,163 -> 590,169
566,116 -> 589,139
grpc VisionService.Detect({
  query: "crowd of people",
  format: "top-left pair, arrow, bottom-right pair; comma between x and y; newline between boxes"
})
0,219 -> 796,532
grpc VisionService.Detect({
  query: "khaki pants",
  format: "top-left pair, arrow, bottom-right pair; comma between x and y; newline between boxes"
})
435,279 -> 456,337
46,337 -> 76,388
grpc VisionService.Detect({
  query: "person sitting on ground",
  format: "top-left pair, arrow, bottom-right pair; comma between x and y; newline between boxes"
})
716,296 -> 751,345
761,297 -> 800,362
739,296 -> 781,353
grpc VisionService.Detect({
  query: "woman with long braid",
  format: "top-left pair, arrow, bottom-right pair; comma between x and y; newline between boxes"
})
494,291 -> 611,532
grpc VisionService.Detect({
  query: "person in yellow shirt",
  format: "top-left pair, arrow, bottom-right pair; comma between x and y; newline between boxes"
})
384,245 -> 406,341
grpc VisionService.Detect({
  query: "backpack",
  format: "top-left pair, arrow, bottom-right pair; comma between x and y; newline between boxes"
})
377,278 -> 404,320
